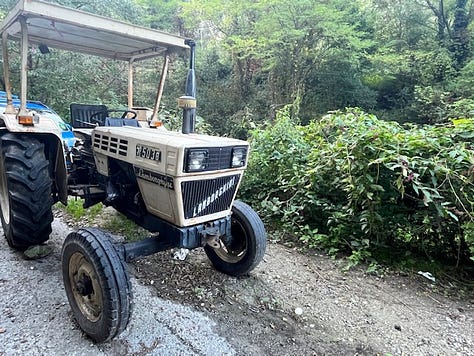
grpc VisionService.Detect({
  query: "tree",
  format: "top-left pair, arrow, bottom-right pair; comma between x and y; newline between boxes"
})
420,0 -> 472,67
360,0 -> 474,122
176,0 -> 375,127
135,0 -> 186,34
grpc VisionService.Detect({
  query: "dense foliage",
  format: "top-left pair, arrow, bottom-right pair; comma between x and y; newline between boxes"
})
240,109 -> 474,267
175,0 -> 474,130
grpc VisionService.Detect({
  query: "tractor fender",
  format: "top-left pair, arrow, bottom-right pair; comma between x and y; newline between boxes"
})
0,112 -> 69,204
0,127 -> 68,205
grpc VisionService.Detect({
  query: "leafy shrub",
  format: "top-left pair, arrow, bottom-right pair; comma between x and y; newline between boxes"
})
240,108 -> 474,266
413,85 -> 474,123
240,107 -> 316,239
61,198 -> 103,220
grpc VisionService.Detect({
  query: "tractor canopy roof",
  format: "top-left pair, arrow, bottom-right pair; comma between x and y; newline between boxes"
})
0,0 -> 189,61
0,0 -> 194,120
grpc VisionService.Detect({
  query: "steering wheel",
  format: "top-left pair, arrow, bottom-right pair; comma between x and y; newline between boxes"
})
89,111 -> 108,125
89,109 -> 137,126
108,109 -> 138,120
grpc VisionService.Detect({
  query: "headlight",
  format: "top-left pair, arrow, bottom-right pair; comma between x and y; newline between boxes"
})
186,149 -> 209,172
231,147 -> 247,167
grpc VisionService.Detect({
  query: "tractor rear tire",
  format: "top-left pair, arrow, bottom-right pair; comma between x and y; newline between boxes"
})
204,200 -> 267,276
62,228 -> 132,343
0,133 -> 53,249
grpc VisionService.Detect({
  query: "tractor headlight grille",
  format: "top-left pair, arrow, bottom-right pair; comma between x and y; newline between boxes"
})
186,149 -> 209,172
231,147 -> 247,168
184,146 -> 247,172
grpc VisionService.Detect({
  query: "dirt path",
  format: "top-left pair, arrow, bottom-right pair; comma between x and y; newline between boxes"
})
1,213 -> 473,355
134,244 -> 474,355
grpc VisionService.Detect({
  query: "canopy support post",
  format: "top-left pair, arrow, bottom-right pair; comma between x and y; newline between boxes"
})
151,55 -> 170,123
19,16 -> 29,115
1,32 -> 15,114
128,59 -> 134,110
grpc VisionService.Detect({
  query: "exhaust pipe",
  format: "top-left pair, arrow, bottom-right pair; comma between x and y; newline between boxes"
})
181,39 -> 196,134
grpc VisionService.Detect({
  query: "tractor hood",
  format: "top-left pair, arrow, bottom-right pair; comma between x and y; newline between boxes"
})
91,126 -> 249,178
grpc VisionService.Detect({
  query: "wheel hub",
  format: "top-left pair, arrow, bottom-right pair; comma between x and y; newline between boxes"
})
213,218 -> 247,263
68,252 -> 103,322
76,275 -> 93,296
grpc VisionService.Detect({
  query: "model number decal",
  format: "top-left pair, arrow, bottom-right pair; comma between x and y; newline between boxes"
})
136,144 -> 161,162
134,167 -> 174,190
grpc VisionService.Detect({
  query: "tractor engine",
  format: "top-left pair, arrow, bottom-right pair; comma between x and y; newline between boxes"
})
67,129 -> 144,218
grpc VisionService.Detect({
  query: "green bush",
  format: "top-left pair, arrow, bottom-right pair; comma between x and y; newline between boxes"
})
240,108 -> 474,266
240,107 -> 316,240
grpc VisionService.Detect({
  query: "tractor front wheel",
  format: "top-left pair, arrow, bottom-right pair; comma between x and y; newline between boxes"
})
62,228 -> 132,343
205,200 -> 267,276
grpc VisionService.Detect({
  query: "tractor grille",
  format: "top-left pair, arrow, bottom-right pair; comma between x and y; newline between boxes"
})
93,134 -> 128,156
182,174 -> 241,219
205,147 -> 233,170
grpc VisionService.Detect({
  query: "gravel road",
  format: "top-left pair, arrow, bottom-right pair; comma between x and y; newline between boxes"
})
1,213 -> 473,356
0,218 -> 234,356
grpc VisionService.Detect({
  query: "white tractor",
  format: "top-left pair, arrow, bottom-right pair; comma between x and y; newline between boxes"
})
0,0 -> 266,342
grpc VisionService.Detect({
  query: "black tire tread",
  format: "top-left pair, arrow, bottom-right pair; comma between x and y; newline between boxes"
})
86,228 -> 132,337
205,200 -> 267,276
62,228 -> 132,343
0,133 -> 53,248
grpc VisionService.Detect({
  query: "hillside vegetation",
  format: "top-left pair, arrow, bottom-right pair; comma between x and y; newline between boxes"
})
241,108 -> 474,268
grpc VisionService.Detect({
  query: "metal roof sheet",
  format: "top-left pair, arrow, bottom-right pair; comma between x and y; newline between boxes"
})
0,0 -> 189,61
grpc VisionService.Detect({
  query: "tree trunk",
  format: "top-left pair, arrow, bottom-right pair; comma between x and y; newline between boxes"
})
451,0 -> 470,67
424,0 -> 448,42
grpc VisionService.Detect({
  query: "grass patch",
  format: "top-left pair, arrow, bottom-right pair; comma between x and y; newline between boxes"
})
101,213 -> 148,242
55,198 -> 103,220
56,198 -> 148,241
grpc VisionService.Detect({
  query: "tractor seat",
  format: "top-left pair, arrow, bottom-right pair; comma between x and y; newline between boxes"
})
70,103 -> 108,128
